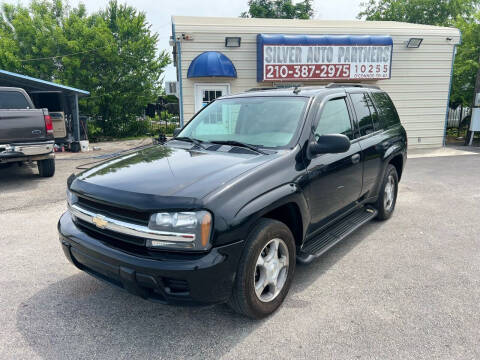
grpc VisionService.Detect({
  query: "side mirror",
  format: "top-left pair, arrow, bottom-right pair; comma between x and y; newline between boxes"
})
308,134 -> 350,158
173,127 -> 182,137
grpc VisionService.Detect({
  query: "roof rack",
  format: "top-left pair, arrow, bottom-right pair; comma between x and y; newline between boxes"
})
326,83 -> 380,89
246,87 -> 278,92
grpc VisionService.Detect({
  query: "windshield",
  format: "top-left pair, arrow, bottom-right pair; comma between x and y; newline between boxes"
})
177,96 -> 309,148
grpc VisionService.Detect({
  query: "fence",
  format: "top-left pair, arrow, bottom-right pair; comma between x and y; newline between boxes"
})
445,106 -> 471,141
150,118 -> 180,136
446,106 -> 471,129
86,116 -> 181,142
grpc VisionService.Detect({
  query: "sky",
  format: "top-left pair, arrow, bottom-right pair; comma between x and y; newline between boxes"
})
58,0 -> 363,81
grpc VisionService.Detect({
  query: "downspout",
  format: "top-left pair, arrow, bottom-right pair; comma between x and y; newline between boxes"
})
172,20 -> 184,127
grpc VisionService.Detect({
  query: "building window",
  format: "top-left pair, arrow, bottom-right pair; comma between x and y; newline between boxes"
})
202,90 -> 223,123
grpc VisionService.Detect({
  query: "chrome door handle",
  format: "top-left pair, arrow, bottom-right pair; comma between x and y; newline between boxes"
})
351,153 -> 361,164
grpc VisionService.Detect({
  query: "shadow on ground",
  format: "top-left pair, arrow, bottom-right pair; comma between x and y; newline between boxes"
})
16,221 -> 380,359
0,163 -> 40,189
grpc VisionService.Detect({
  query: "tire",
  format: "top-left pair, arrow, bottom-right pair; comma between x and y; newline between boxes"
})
375,164 -> 398,220
37,158 -> 55,177
70,142 -> 81,153
228,218 -> 296,319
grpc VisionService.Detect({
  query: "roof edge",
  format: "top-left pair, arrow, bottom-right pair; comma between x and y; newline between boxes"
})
0,69 -> 90,96
171,15 -> 461,34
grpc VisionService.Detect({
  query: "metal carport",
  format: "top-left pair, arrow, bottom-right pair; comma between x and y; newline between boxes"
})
0,69 -> 89,142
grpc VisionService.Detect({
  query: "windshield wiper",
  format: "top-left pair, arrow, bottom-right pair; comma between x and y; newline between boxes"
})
209,140 -> 268,155
173,136 -> 206,149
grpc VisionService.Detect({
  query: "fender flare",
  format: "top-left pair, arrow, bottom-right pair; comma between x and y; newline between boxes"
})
383,143 -> 402,162
233,183 -> 310,243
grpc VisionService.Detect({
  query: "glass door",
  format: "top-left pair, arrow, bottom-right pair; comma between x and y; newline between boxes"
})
194,84 -> 230,113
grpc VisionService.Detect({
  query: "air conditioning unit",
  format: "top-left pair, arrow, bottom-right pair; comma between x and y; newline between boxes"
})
165,81 -> 179,97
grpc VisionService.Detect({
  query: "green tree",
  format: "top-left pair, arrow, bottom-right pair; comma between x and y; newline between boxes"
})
357,0 -> 480,107
450,12 -> 480,106
0,0 -> 170,137
0,0 -> 68,79
81,0 -> 170,136
358,0 -> 479,25
241,0 -> 314,19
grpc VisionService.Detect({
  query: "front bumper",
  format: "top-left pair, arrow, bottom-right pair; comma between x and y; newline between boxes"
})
58,212 -> 244,305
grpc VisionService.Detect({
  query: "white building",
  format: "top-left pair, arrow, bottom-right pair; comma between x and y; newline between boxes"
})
170,16 -> 461,148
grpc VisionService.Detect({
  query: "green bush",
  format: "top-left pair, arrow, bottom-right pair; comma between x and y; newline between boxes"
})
125,119 -> 152,137
86,122 -> 103,142
155,123 -> 178,135
85,118 -> 179,141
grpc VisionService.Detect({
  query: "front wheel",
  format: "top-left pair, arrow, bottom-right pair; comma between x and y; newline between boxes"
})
375,164 -> 398,220
228,219 -> 296,319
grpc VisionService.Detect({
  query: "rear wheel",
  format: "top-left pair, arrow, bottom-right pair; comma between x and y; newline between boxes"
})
228,219 -> 295,319
375,164 -> 398,220
37,158 -> 55,177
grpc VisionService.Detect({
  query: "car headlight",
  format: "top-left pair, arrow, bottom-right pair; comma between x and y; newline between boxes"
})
147,211 -> 212,251
66,189 -> 78,207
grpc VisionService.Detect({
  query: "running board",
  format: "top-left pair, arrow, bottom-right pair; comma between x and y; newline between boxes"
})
297,206 -> 377,264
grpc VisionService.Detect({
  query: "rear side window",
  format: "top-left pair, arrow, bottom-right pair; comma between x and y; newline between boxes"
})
370,92 -> 400,128
350,93 -> 375,136
314,98 -> 353,140
365,93 -> 381,131
0,91 -> 30,109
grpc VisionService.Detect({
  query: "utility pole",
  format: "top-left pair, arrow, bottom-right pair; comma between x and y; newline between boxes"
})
468,56 -> 480,145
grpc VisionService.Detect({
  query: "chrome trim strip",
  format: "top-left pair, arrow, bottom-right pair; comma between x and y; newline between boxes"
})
69,204 -> 195,242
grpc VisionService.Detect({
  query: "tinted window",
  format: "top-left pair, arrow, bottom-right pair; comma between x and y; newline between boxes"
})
370,92 -> 400,128
365,93 -> 381,131
314,98 -> 353,140
0,91 -> 29,109
350,93 -> 374,136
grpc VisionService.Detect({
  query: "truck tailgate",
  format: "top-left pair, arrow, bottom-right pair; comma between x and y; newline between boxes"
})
0,109 -> 49,143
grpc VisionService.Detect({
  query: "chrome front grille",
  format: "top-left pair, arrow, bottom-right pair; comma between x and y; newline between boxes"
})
76,196 -> 150,225
69,204 -> 196,243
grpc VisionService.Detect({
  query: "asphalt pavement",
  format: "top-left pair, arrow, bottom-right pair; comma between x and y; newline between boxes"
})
1,144 -> 479,359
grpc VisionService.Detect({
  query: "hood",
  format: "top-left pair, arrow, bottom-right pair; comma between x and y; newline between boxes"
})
71,145 -> 277,210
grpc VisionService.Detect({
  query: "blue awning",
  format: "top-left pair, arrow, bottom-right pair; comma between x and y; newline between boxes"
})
187,51 -> 237,78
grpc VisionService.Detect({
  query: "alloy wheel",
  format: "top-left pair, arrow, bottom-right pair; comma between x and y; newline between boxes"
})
384,174 -> 396,211
254,238 -> 289,302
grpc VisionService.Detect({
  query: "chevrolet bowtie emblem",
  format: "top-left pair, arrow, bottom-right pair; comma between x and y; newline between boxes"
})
92,214 -> 108,229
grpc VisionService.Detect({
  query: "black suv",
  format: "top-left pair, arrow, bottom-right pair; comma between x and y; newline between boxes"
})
59,84 -> 407,319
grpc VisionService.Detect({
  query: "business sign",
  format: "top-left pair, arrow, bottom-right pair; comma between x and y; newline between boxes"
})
257,34 -> 393,82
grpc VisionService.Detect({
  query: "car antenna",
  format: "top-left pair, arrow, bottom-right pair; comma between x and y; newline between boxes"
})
293,86 -> 301,94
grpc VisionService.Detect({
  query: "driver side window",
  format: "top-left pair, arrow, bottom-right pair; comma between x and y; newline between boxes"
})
314,98 -> 354,140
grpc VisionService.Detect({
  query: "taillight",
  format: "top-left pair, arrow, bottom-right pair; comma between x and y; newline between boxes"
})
44,114 -> 54,135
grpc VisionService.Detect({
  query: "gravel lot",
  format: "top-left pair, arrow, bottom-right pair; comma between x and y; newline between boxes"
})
1,143 -> 480,360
